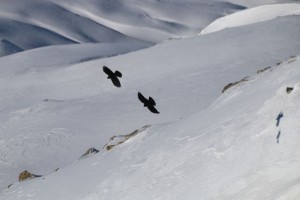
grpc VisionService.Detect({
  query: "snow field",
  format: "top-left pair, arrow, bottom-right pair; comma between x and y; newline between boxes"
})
0,2 -> 300,199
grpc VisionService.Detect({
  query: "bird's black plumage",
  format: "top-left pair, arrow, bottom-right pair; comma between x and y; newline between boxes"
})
103,66 -> 122,87
138,92 -> 159,114
138,92 -> 147,104
149,97 -> 156,106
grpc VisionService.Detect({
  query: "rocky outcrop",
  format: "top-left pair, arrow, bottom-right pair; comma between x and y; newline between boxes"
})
103,125 -> 151,151
222,77 -> 248,93
80,148 -> 99,159
257,66 -> 271,74
18,170 -> 41,182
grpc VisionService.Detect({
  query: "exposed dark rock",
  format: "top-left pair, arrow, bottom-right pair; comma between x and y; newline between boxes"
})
286,87 -> 293,94
80,147 -> 99,159
18,170 -> 42,182
222,77 -> 248,93
257,66 -> 271,74
104,125 -> 151,151
287,56 -> 297,64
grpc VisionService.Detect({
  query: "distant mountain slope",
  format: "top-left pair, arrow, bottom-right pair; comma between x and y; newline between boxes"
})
201,3 -> 300,34
1,0 -> 297,58
0,0 -> 246,57
0,0 -> 148,50
51,0 -> 246,42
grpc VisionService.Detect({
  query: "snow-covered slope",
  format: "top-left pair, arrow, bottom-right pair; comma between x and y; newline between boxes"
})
1,39 -> 300,200
0,11 -> 300,195
0,42 -> 150,74
201,3 -> 300,34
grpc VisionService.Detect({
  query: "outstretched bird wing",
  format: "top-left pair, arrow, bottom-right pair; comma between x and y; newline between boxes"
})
148,105 -> 160,114
148,96 -> 156,106
111,77 -> 121,87
138,92 -> 147,104
114,70 -> 122,78
103,66 -> 113,76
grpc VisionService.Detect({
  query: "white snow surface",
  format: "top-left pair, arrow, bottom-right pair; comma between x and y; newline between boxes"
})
1,31 -> 300,199
0,2 -> 300,200
201,3 -> 300,34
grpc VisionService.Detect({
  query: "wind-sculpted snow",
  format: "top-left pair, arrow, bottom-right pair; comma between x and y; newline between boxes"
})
52,0 -> 245,43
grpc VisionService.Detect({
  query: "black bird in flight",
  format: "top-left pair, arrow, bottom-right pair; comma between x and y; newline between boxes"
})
103,66 -> 122,87
138,92 -> 160,114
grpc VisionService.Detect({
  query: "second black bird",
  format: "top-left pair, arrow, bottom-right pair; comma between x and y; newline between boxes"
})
138,92 -> 159,114
103,66 -> 122,87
